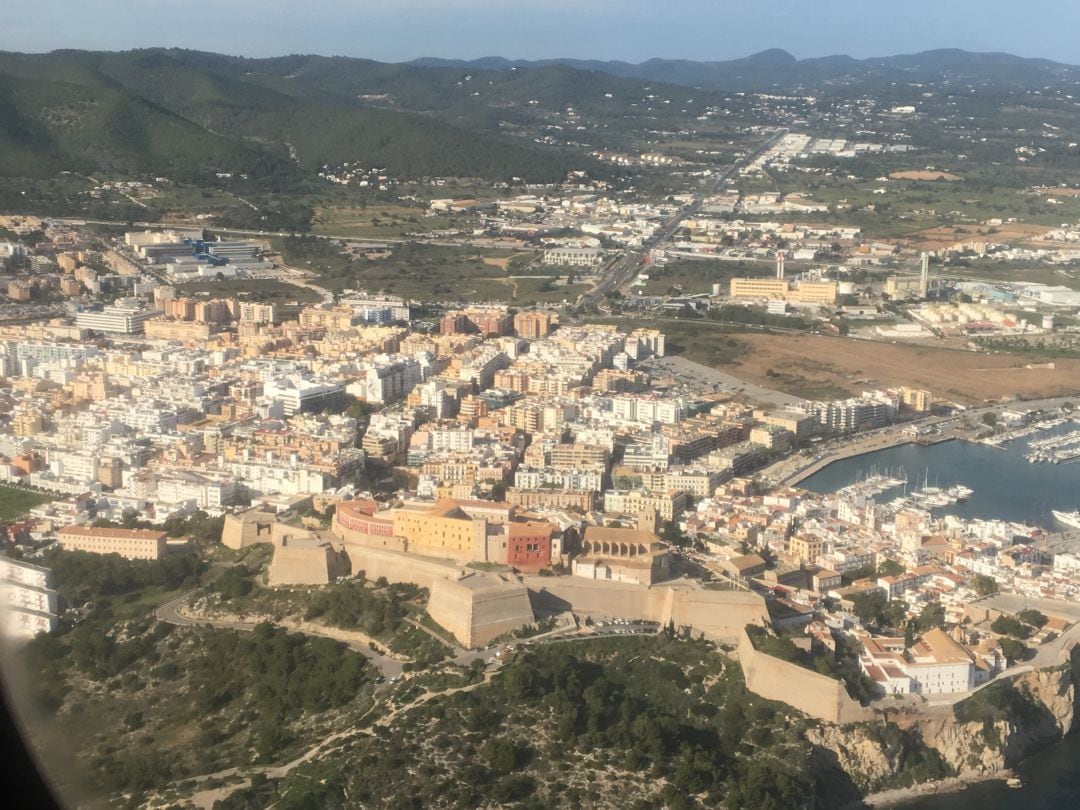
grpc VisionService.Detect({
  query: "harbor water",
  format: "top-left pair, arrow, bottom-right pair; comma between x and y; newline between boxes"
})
800,423 -> 1080,529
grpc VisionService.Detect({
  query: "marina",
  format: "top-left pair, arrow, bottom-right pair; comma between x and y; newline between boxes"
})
800,420 -> 1080,530
979,416 -> 1077,451
1024,428 -> 1080,464
882,483 -> 974,512
833,469 -> 907,500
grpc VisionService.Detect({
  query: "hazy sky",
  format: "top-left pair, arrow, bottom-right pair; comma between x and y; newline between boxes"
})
4,0 -> 1080,64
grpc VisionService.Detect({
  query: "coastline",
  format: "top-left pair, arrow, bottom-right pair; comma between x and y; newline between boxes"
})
777,435 -> 923,487
848,771 -> 1014,809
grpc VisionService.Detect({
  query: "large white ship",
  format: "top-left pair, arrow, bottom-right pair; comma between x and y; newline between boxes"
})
1051,510 -> 1080,530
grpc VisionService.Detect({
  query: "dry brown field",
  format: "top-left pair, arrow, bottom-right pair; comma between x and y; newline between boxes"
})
728,334 -> 1080,404
1031,187 -> 1080,197
914,222 -> 1050,243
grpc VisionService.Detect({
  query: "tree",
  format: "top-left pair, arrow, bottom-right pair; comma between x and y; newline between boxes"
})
999,637 -> 1026,662
972,574 -> 998,597
1017,609 -> 1048,629
917,602 -> 946,631
845,563 -> 876,583
851,591 -> 887,627
851,592 -> 908,630
883,600 -> 909,630
991,615 -> 1031,639
661,521 -> 690,548
878,559 -> 906,577
981,412 -> 998,427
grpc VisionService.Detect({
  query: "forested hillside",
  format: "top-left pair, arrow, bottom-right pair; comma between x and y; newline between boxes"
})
0,50 -> 607,184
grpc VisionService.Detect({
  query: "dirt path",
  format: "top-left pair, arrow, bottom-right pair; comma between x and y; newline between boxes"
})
177,669 -> 499,808
155,591 -> 408,678
375,670 -> 497,729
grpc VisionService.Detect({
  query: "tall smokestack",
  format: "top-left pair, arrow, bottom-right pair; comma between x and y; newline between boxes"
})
776,251 -> 786,281
919,252 -> 929,298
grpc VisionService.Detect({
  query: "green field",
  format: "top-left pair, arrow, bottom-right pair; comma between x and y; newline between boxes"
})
954,260 -> 1080,291
283,238 -> 553,301
0,485 -> 53,521
639,258 -> 778,296
312,204 -> 456,239
770,159 -> 1080,239
589,316 -> 749,366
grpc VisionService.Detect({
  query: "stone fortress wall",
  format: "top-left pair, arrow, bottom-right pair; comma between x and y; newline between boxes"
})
523,575 -> 770,644
737,629 -> 873,724
247,505 -> 878,720
343,543 -> 535,648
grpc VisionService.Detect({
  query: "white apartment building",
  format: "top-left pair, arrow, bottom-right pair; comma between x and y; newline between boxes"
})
817,547 -> 875,575
346,355 -> 422,404
223,459 -> 328,496
238,301 -> 278,325
154,472 -> 236,510
1054,552 -> 1080,576
429,428 -> 475,453
610,395 -> 686,425
117,402 -> 179,434
76,299 -> 163,335
13,342 -> 99,364
263,376 -> 346,416
543,247 -> 604,267
514,467 -> 604,492
649,467 -> 727,498
603,489 -> 687,522
48,450 -> 99,483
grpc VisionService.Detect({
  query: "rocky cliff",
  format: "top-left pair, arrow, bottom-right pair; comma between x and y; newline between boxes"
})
807,655 -> 1080,796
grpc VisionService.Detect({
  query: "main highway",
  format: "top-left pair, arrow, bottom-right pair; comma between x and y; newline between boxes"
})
55,125 -> 793,310
579,126 -> 791,307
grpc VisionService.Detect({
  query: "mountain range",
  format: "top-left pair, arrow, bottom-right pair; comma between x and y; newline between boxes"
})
412,48 -> 1080,90
0,47 -> 1076,186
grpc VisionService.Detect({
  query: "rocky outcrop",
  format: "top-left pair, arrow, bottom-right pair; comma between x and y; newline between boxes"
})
808,659 -> 1079,795
807,725 -> 904,791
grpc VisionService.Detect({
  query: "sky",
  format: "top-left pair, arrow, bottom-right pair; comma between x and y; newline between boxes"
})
3,0 -> 1080,64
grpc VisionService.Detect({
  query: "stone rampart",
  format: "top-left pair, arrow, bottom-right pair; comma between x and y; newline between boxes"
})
342,544 -> 533,647
221,509 -> 277,550
523,577 -> 769,644
428,573 -> 535,648
737,629 -> 873,724
342,543 -> 462,591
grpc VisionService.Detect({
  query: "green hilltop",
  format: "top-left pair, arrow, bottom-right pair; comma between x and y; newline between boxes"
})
0,49 -> 629,185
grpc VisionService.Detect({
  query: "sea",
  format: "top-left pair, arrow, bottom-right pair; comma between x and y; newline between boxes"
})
799,423 -> 1080,808
891,733 -> 1080,809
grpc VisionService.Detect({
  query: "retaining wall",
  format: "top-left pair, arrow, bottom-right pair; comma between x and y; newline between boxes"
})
737,629 -> 873,724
